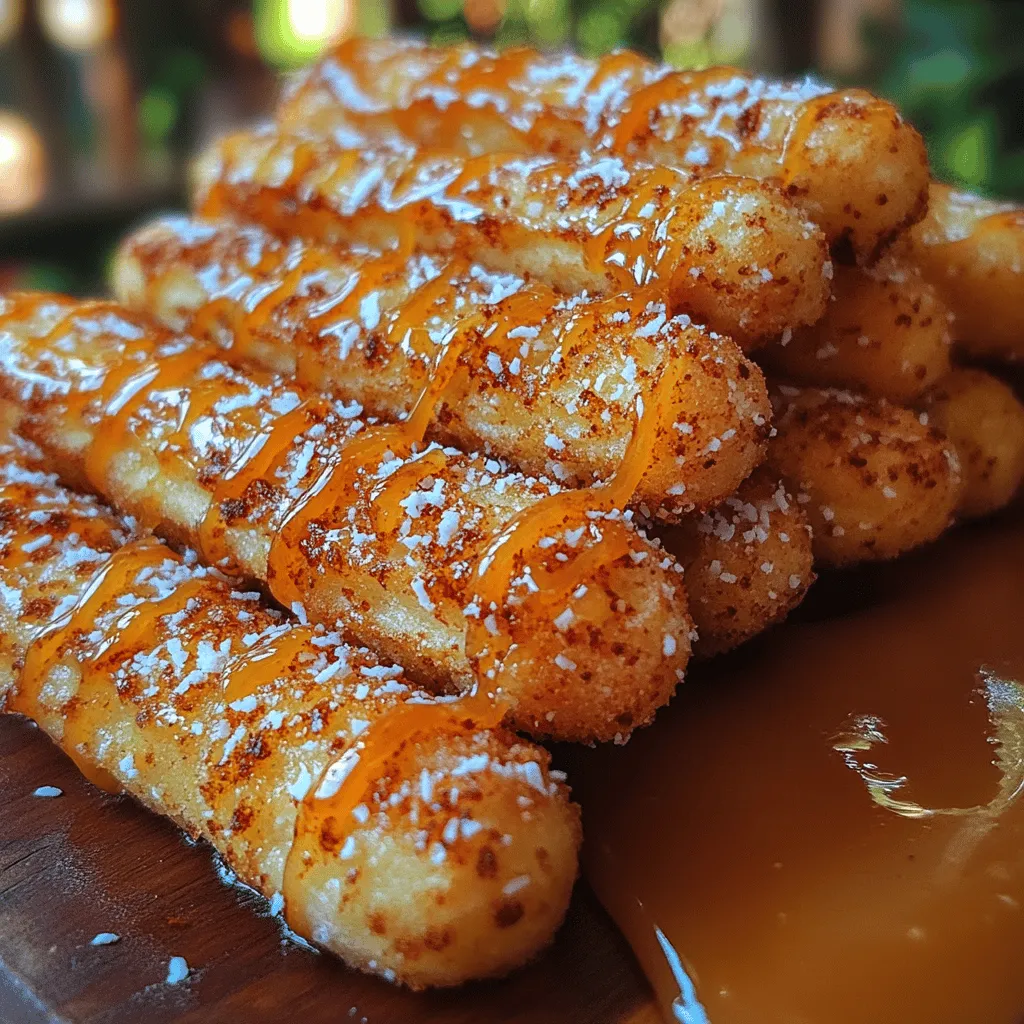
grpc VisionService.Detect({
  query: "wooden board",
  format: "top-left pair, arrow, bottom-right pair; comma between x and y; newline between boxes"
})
0,715 -> 655,1024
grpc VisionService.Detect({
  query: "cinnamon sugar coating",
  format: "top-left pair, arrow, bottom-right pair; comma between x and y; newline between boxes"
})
0,438 -> 580,989
0,293 -> 693,743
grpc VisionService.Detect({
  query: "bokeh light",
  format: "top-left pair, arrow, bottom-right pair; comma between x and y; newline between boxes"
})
464,0 -> 505,35
255,0 -> 354,67
526,0 -> 570,44
419,0 -> 463,22
0,0 -> 24,44
137,87 -> 178,148
660,0 -> 754,68
0,111 -> 47,214
576,4 -> 624,56
38,0 -> 116,51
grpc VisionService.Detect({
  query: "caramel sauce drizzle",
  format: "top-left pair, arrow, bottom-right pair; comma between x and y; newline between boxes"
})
198,397 -> 329,570
314,44 -> 837,184
265,299 -> 479,610
196,129 -> 700,296
6,258 -> 679,929
220,625 -> 314,706
12,536 -> 173,793
139,252 -> 678,926
466,352 -> 682,684
318,43 -> 642,151
80,349 -> 212,497
281,686 -> 507,937
779,90 -> 878,187
607,65 -> 742,156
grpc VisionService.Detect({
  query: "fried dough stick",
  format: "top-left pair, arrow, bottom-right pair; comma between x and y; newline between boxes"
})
919,369 -> 1024,519
278,37 -> 929,263
191,129 -> 830,348
0,443 -> 580,989
766,383 -> 962,566
0,294 -> 692,744
899,183 -> 1024,362
114,215 -> 770,515
658,468 -> 814,657
760,256 -> 952,403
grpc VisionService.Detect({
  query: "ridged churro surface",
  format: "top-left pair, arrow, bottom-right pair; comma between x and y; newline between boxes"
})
0,293 -> 693,743
192,129 -> 830,347
115,214 -> 770,514
280,37 -> 929,262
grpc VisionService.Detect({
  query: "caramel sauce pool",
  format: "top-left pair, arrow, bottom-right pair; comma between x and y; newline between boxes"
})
574,512 -> 1024,1024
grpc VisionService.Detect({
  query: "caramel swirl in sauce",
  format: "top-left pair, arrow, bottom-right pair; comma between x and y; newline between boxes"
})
576,515 -> 1024,1024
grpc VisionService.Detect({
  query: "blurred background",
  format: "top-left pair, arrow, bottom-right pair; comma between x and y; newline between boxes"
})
1,0 -> 1022,294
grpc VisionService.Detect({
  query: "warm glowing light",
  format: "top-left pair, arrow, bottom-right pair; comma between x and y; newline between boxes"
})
0,0 -> 25,44
660,0 -> 754,68
255,0 -> 354,68
659,0 -> 723,48
464,0 -> 505,35
0,111 -> 46,214
38,0 -> 115,51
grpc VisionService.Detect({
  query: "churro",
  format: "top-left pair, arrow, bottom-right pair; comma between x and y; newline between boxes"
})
762,256 -> 952,402
900,183 -> 1024,362
767,383 -> 961,566
0,437 -> 580,989
114,215 -> 770,515
192,129 -> 830,348
659,468 -> 814,656
0,293 -> 692,743
919,368 -> 1024,519
279,37 -> 929,263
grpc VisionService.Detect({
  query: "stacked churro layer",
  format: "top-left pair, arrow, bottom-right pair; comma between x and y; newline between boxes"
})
0,432 -> 580,989
2,35 -> 1023,990
263,36 -> 1024,566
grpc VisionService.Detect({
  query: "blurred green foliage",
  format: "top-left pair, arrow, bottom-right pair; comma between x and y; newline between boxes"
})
862,0 -> 1024,199
414,0 -> 658,56
408,0 -> 1024,200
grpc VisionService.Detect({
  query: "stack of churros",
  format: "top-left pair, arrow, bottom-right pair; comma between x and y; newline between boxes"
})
2,34 -> 1023,990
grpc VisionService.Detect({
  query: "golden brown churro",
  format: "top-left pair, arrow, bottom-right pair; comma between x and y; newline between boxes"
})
192,129 -> 831,348
659,468 -> 814,657
767,383 -> 962,566
761,256 -> 952,403
899,183 -> 1024,362
919,369 -> 1024,519
279,37 -> 929,262
0,438 -> 580,989
114,215 -> 770,515
0,293 -> 692,744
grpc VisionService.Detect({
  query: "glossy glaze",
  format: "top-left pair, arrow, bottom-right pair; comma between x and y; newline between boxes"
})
578,514 -> 1024,1024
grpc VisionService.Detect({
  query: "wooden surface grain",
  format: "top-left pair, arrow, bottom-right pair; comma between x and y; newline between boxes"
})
0,715 -> 655,1024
